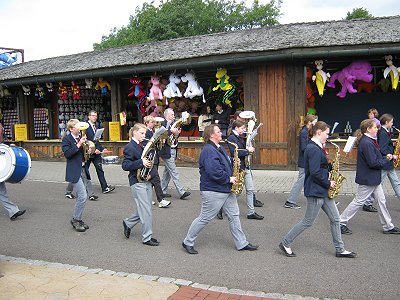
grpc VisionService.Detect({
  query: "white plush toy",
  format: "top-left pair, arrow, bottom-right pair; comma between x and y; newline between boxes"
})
22,85 -> 31,96
163,72 -> 182,99
85,78 -> 93,89
181,71 -> 205,102
46,82 -> 53,92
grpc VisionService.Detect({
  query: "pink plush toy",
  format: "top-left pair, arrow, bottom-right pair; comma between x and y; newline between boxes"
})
327,61 -> 373,98
149,75 -> 164,101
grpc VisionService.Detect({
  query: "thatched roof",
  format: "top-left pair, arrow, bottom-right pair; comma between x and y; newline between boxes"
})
1,16 -> 400,85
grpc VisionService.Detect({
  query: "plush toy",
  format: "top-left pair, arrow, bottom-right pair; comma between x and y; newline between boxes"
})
306,67 -> 316,114
312,60 -> 330,96
35,84 -> 45,100
181,71 -> 205,102
22,85 -> 31,96
150,105 -> 163,117
46,83 -> 53,92
71,81 -> 81,100
355,80 -> 376,93
127,77 -> 146,100
212,68 -> 236,107
383,55 -> 400,91
85,78 -> 93,89
163,72 -> 182,100
327,61 -> 373,98
148,75 -> 164,109
57,82 -> 68,100
95,77 -> 111,95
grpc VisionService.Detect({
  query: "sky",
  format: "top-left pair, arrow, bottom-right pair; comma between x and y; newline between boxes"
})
1,0 -> 399,62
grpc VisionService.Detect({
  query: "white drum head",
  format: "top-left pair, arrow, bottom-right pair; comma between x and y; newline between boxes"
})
0,145 -> 16,182
154,117 -> 165,122
239,111 -> 255,119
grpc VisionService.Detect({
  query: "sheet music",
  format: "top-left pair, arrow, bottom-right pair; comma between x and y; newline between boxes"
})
343,136 -> 357,153
94,128 -> 104,141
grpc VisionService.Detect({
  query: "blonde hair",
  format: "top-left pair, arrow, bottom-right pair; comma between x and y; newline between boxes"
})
67,119 -> 79,130
143,115 -> 155,125
128,123 -> 147,139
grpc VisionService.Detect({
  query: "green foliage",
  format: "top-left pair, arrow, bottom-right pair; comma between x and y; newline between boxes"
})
345,7 -> 373,20
93,0 -> 281,50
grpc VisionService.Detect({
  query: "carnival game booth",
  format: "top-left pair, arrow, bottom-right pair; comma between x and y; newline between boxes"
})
0,16 -> 399,169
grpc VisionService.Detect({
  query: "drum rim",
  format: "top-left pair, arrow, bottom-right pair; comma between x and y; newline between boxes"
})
0,144 -> 16,182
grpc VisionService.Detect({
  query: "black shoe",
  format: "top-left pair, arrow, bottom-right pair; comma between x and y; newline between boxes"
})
182,242 -> 198,254
383,226 -> 400,234
239,243 -> 259,251
180,191 -> 191,200
336,251 -> 357,258
10,210 -> 26,221
71,219 -> 86,232
254,199 -> 264,207
143,239 -> 159,246
163,193 -> 172,198
284,201 -> 301,209
340,224 -> 353,235
247,212 -> 264,220
217,211 -> 223,220
79,220 -> 89,230
89,195 -> 99,201
363,205 -> 378,212
151,237 -> 159,243
279,242 -> 296,257
65,193 -> 75,199
103,185 -> 115,194
123,221 -> 131,238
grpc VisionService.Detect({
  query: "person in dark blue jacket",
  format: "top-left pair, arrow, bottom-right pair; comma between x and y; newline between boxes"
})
280,121 -> 356,258
363,114 -> 400,212
122,123 -> 159,246
284,114 -> 317,209
182,124 -> 258,254
340,119 -> 400,235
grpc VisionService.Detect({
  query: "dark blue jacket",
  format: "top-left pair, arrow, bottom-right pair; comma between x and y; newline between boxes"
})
377,127 -> 394,169
199,142 -> 232,193
355,135 -> 392,186
227,132 -> 249,170
122,140 -> 157,186
158,120 -> 172,159
298,126 -> 309,168
86,121 -> 104,152
304,141 -> 330,198
62,133 -> 91,183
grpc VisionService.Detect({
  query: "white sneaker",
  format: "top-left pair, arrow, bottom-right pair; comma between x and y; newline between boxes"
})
158,199 -> 171,208
152,201 -> 155,205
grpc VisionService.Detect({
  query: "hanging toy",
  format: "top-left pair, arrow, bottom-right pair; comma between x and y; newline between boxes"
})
85,78 -> 93,89
95,77 -> 111,95
35,84 -> 45,100
22,85 -> 31,96
128,77 -> 146,99
312,60 -> 330,97
383,55 -> 399,91
57,81 -> 68,100
212,68 -> 236,107
71,81 -> 81,100
46,82 -> 53,92
306,67 -> 316,114
148,75 -> 163,110
181,70 -> 205,103
163,71 -> 182,101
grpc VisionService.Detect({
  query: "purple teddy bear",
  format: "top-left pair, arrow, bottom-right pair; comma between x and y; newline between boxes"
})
327,61 -> 373,98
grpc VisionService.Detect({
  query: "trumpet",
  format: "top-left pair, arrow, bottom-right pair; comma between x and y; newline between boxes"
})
76,122 -> 96,162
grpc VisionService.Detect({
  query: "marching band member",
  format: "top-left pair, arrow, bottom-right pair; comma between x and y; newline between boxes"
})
159,108 -> 191,200
0,174 -> 26,220
284,114 -> 318,209
122,123 -> 159,246
218,120 -> 264,220
340,119 -> 400,235
62,119 -> 91,232
182,124 -> 258,254
143,116 -> 171,208
279,121 -> 356,258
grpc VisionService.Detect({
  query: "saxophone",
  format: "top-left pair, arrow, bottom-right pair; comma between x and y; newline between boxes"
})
327,140 -> 345,199
225,140 -> 246,195
393,128 -> 400,168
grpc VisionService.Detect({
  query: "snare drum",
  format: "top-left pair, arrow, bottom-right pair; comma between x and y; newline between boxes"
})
0,144 -> 31,183
102,155 -> 119,164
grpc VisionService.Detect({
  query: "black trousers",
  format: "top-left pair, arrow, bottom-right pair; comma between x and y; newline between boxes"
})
87,154 -> 108,191
149,165 -> 164,202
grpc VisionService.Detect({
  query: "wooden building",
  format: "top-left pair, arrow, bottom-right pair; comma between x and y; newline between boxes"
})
0,16 -> 399,169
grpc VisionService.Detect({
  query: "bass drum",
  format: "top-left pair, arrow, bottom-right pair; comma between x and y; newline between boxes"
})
0,144 -> 31,183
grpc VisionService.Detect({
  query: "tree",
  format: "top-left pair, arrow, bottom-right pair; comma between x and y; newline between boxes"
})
345,7 -> 373,20
93,0 -> 281,50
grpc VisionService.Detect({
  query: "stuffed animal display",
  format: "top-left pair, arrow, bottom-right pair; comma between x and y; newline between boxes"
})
71,81 -> 81,100
95,77 -> 111,95
85,78 -> 93,89
22,85 -> 31,96
327,61 -> 373,98
35,84 -> 45,100
46,83 -> 53,92
163,72 -> 182,99
181,71 -> 205,102
383,55 -> 399,91
312,60 -> 330,96
57,82 -> 68,100
148,75 -> 163,111
306,67 -> 316,115
212,68 -> 235,107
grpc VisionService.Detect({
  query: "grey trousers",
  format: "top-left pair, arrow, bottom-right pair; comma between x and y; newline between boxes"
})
364,169 -> 400,206
0,182 -> 19,218
340,184 -> 394,231
71,168 -> 88,220
66,179 -> 94,197
183,191 -> 248,250
161,148 -> 185,196
282,196 -> 345,254
124,182 -> 153,243
244,169 -> 255,215
287,167 -> 305,204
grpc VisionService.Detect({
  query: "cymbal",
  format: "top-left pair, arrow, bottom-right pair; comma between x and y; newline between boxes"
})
239,111 -> 255,119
